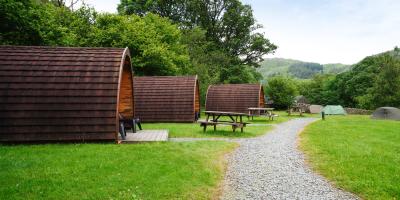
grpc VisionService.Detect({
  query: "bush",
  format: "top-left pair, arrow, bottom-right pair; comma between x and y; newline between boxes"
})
265,76 -> 298,109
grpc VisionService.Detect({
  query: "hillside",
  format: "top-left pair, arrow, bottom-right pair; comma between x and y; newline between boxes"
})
257,58 -> 351,79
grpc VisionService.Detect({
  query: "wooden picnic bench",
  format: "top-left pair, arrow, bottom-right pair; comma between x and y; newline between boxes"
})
248,107 -> 276,120
198,111 -> 249,132
288,105 -> 304,116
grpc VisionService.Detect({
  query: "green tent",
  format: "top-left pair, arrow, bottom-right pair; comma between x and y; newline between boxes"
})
322,105 -> 347,115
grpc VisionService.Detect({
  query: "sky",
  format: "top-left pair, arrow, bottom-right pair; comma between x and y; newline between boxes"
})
81,0 -> 400,64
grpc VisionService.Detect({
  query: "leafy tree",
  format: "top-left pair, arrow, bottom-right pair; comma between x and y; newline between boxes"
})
180,27 -> 223,104
117,0 -> 277,83
1,0 -> 46,45
301,49 -> 400,109
265,76 -> 298,109
181,27 -> 262,103
368,53 -> 400,108
1,0 -> 191,76
330,51 -> 399,109
299,74 -> 334,105
88,13 -> 191,75
0,0 -> 95,46
118,0 -> 276,67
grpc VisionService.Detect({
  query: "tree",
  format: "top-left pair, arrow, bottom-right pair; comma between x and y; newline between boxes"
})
265,76 -> 298,109
180,27 -> 226,104
118,0 -> 277,82
300,48 -> 400,109
0,0 -> 95,46
369,53 -> 400,108
329,51 -> 399,109
117,0 -> 277,69
1,0 -> 191,76
88,13 -> 191,75
0,0 -> 46,45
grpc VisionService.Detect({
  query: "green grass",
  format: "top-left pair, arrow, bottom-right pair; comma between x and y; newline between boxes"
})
142,122 -> 272,138
300,115 -> 400,199
0,141 -> 237,200
143,111 -> 317,138
249,111 -> 319,124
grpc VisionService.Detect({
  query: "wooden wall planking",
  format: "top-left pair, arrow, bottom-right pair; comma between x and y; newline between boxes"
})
0,46 -> 133,142
205,84 -> 265,114
133,76 -> 200,122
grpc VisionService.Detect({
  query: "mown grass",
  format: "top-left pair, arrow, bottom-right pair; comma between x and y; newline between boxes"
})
300,115 -> 400,199
248,110 -> 319,124
0,141 -> 237,200
143,111 -> 318,138
142,122 -> 273,138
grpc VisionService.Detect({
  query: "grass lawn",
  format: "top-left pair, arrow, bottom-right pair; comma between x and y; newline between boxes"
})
248,110 -> 319,124
142,122 -> 273,138
143,111 -> 318,138
0,141 -> 237,200
300,115 -> 400,199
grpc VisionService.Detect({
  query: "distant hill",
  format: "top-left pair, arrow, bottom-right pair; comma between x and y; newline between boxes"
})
257,58 -> 351,79
323,63 -> 351,74
381,47 -> 400,58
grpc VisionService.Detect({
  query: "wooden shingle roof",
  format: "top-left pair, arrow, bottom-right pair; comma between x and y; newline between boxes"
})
0,46 -> 133,142
206,84 -> 265,114
133,76 -> 200,122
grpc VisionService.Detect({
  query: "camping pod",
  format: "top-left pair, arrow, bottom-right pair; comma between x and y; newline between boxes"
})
0,46 -> 133,142
133,76 -> 200,122
206,84 -> 265,114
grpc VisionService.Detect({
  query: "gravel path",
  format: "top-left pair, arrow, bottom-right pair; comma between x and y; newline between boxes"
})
220,118 -> 359,200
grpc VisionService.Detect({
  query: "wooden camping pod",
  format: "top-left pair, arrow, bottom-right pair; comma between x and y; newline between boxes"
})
0,46 -> 133,142
133,76 -> 200,122
205,84 -> 265,114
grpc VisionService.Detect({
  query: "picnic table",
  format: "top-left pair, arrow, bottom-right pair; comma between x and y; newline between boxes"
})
248,107 -> 276,120
198,111 -> 249,132
288,105 -> 304,116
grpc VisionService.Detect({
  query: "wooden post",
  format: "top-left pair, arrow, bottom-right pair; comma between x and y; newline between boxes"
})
212,114 -> 216,131
240,115 -> 243,132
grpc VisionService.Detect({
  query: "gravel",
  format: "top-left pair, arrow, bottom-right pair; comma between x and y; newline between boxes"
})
220,118 -> 360,200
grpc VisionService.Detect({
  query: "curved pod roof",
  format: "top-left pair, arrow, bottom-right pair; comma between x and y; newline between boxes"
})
0,46 -> 133,142
133,76 -> 200,122
206,84 -> 265,114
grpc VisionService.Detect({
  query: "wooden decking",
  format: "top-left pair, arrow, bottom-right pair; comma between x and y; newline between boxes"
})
119,130 -> 169,143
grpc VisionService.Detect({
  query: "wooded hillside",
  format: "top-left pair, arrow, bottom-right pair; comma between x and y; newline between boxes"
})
257,58 -> 351,79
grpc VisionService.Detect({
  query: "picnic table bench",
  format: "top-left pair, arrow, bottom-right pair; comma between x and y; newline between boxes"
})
288,105 -> 304,116
198,111 -> 249,132
248,107 -> 276,120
